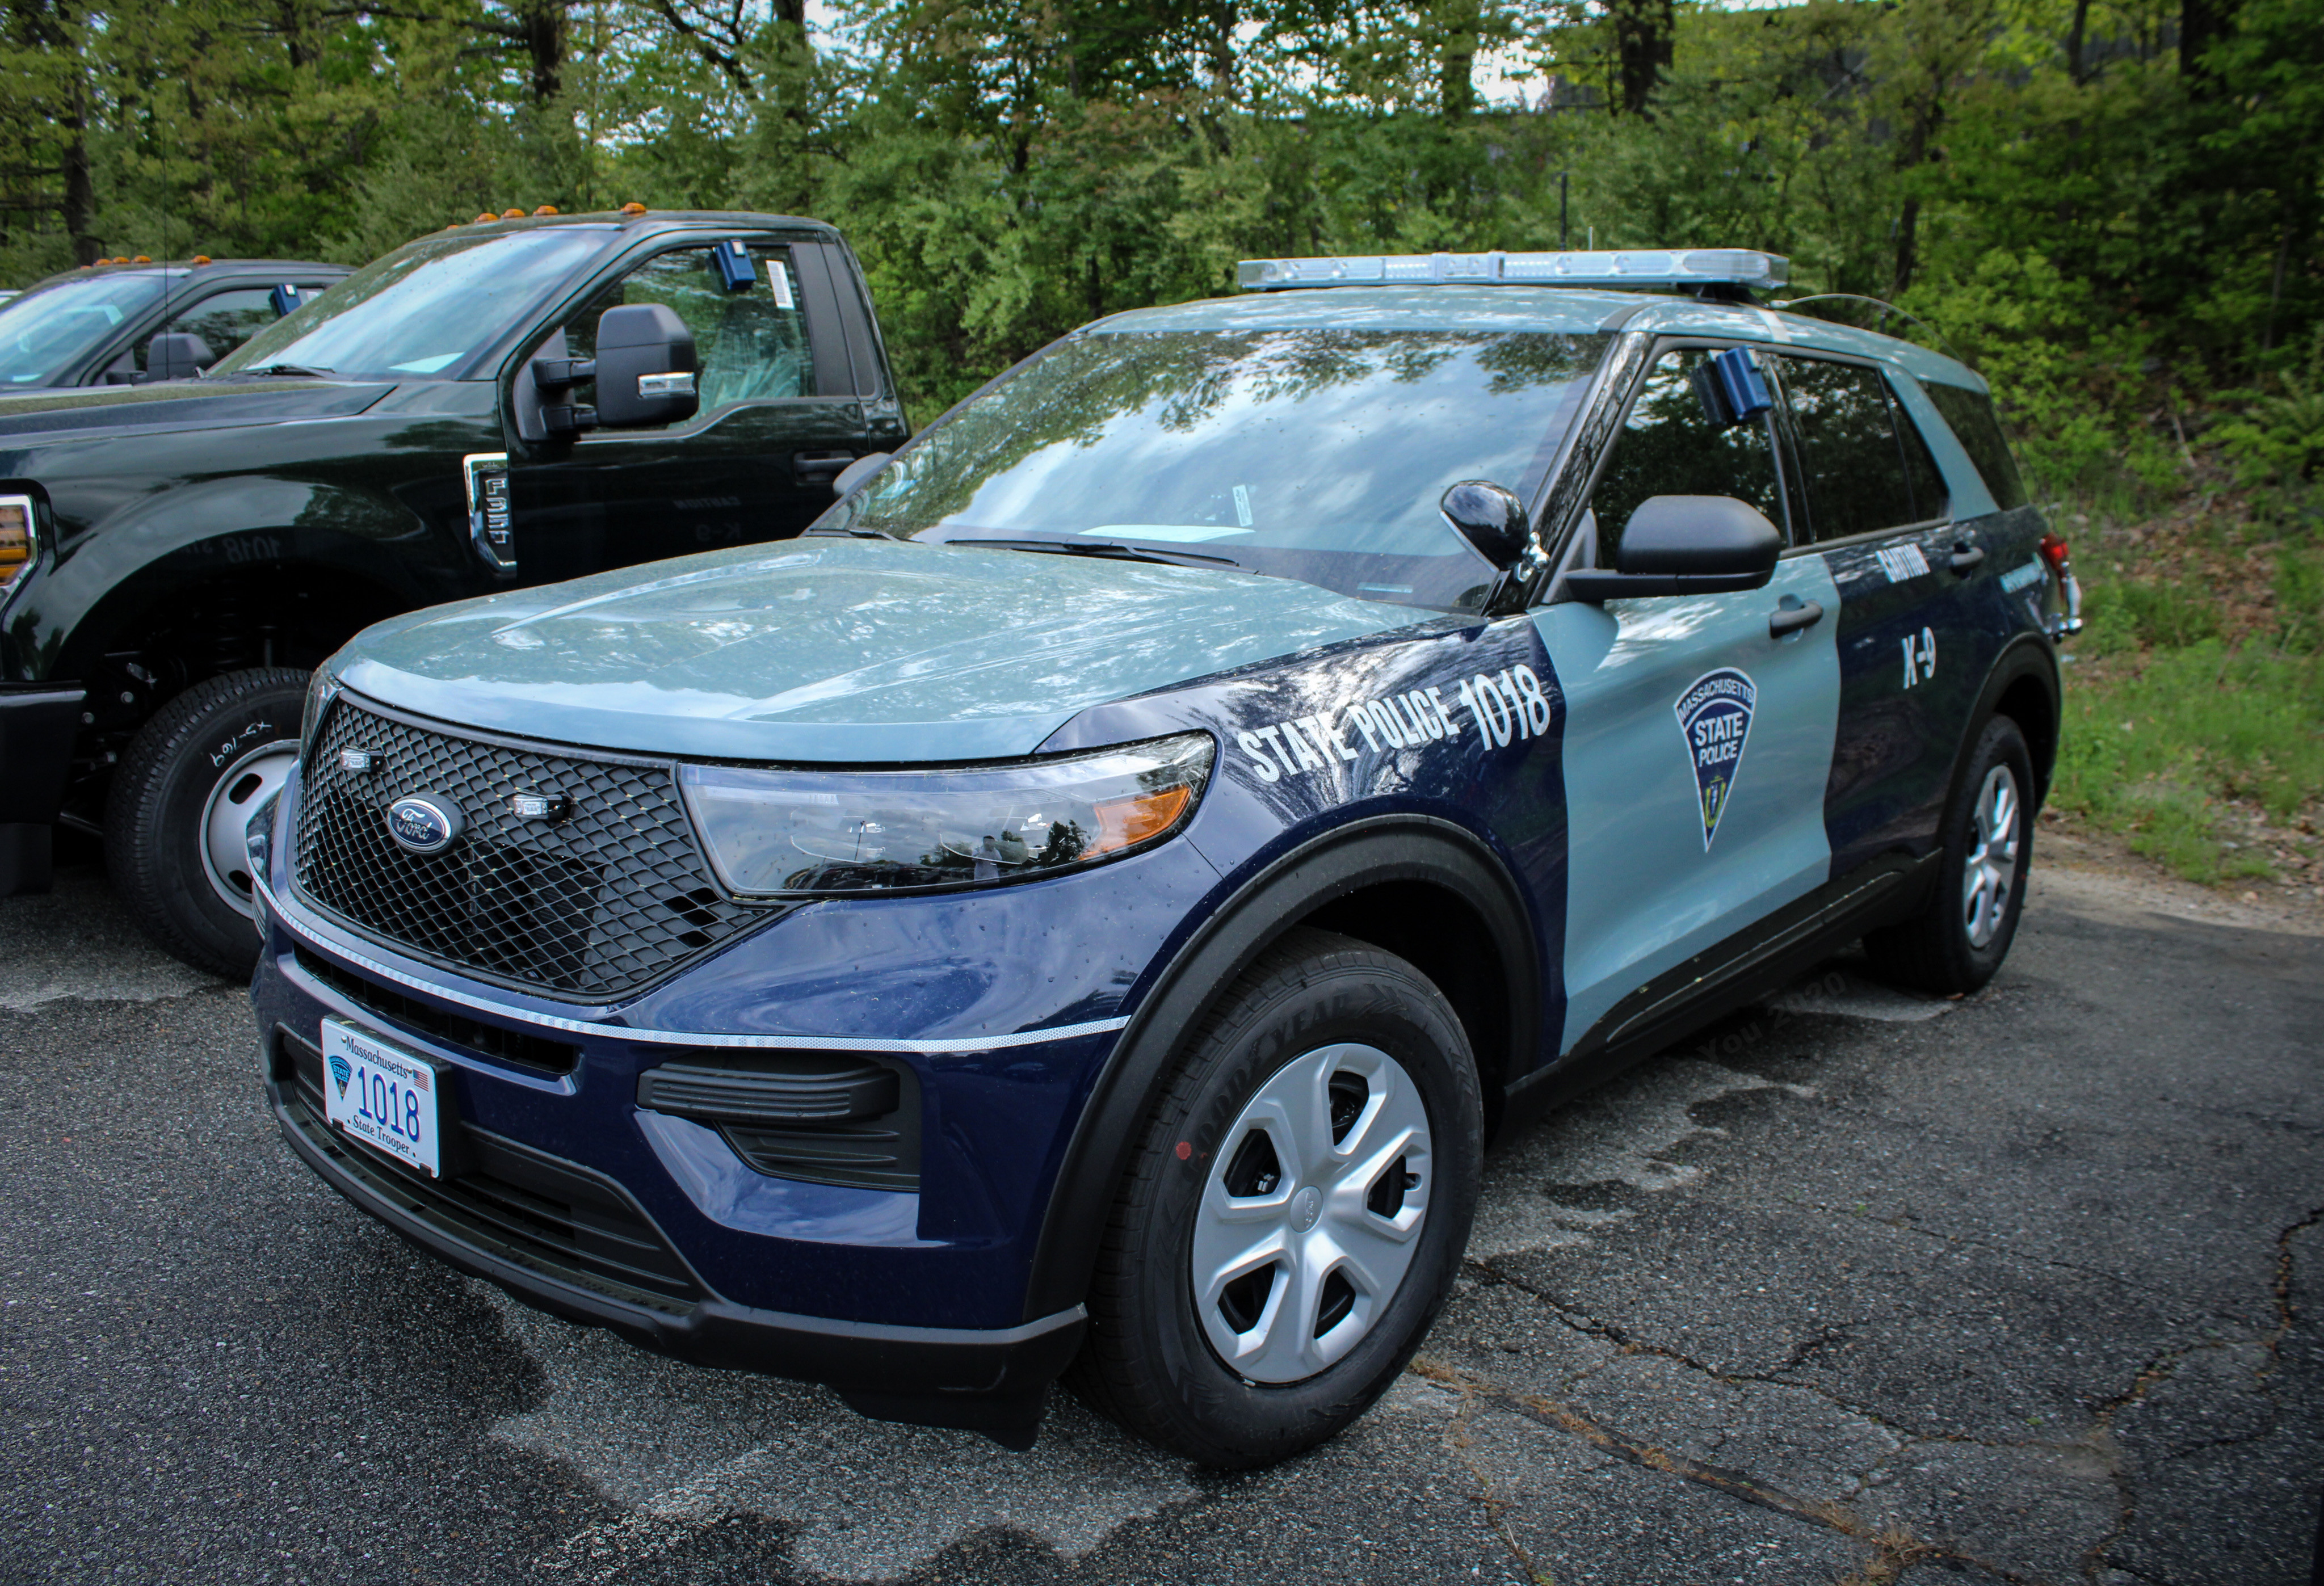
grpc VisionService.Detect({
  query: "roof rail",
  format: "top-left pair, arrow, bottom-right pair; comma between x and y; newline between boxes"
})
1237,249 -> 1788,293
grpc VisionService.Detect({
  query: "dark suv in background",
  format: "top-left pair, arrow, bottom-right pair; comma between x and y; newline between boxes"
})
0,209 -> 906,978
0,258 -> 350,389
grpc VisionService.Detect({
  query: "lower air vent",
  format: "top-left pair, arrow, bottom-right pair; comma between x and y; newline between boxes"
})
637,1053 -> 921,1192
295,946 -> 579,1075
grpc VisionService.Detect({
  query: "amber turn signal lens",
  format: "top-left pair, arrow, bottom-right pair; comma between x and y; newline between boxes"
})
0,500 -> 35,585
501,208 -> 525,219
133,254 -> 150,263
191,255 -> 211,264
620,201 -> 647,214
1089,784 -> 1195,856
474,213 -> 496,224
533,205 -> 558,216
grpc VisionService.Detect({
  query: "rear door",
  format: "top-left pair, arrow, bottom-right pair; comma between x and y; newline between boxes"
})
1536,342 -> 1843,1051
1768,352 -> 1978,878
507,237 -> 877,585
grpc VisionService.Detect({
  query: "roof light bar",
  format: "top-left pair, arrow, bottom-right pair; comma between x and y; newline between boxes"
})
1236,249 -> 1789,293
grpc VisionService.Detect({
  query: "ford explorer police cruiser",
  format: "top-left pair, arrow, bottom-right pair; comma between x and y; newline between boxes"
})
249,247 -> 2079,1465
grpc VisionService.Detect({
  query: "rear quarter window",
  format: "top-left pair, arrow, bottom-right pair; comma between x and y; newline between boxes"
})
1922,381 -> 2030,511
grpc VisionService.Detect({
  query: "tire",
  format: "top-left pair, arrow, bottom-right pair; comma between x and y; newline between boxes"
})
1066,927 -> 1484,1467
106,666 -> 309,981
1863,713 -> 2035,996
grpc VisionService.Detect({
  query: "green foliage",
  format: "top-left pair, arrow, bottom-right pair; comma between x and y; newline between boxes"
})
2208,333 -> 2324,490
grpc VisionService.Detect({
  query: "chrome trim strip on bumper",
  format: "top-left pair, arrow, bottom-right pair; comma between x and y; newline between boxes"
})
254,872 -> 1131,1055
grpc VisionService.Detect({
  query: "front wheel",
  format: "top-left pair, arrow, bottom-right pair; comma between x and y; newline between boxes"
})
1864,713 -> 2035,995
1067,927 -> 1484,1467
106,667 -> 308,980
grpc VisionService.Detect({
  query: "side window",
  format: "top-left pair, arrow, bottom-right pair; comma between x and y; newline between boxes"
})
133,287 -> 284,372
1777,356 -> 1928,541
562,246 -> 813,414
1588,347 -> 1785,566
1895,396 -> 1949,521
1920,380 -> 2029,510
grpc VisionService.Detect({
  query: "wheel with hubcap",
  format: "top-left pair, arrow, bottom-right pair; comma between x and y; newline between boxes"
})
106,666 -> 309,980
1068,927 -> 1483,1467
1864,713 -> 2035,995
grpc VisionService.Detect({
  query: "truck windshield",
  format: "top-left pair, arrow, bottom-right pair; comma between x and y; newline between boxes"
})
0,272 -> 170,386
834,327 -> 1613,612
212,227 -> 613,382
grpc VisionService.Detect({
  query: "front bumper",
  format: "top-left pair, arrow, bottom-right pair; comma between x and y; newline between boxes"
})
260,1034 -> 1083,1442
0,681 -> 83,824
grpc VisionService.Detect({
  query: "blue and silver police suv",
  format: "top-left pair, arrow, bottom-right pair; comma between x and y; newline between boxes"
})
251,248 -> 2081,1465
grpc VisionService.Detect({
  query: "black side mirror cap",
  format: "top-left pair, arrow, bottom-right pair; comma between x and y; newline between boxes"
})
1440,480 -> 1535,570
593,303 -> 700,430
831,451 -> 892,499
1564,495 -> 1782,601
146,333 -> 213,382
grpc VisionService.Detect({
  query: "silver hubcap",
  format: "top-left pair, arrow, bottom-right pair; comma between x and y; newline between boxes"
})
1962,763 -> 2021,949
1191,1043 -> 1431,1384
199,742 -> 298,918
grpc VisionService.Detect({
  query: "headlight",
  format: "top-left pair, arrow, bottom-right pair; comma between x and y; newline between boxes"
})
679,733 -> 1215,898
300,667 -> 341,760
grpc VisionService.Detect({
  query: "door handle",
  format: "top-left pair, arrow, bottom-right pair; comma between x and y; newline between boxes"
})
794,451 -> 854,482
1948,540 -> 1986,574
1768,596 -> 1824,638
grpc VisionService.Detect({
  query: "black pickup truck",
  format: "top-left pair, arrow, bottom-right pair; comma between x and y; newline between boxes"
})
0,208 -> 908,975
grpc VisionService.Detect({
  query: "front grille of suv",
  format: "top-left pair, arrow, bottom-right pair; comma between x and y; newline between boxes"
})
293,696 -> 768,1000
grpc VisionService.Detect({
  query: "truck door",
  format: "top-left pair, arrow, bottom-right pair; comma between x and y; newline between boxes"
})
1535,343 -> 1843,1052
508,238 -> 876,585
1767,353 -> 1973,880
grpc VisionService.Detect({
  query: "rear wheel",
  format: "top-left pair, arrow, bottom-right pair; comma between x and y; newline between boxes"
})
1864,713 -> 2035,995
106,667 -> 307,980
1068,927 -> 1483,1467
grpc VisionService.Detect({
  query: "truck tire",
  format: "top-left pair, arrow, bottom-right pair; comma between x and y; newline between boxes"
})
1863,713 -> 2035,996
1066,927 -> 1484,1467
106,667 -> 308,980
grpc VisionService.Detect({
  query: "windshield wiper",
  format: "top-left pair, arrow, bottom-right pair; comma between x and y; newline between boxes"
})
230,363 -> 337,380
806,524 -> 895,540
945,537 -> 1239,569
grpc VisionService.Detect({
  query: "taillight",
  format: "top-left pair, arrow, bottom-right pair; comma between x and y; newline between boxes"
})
2038,531 -> 2070,571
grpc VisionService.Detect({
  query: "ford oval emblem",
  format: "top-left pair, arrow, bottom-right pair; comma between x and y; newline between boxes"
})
385,793 -> 464,857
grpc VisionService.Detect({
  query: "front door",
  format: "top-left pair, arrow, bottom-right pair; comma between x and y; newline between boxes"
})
509,239 -> 875,586
1536,343 -> 1842,1051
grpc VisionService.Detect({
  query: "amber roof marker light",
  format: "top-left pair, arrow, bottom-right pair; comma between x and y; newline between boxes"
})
533,205 -> 558,216
620,202 -> 648,215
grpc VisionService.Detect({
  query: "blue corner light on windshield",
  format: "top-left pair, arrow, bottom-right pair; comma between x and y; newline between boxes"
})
678,733 -> 1216,897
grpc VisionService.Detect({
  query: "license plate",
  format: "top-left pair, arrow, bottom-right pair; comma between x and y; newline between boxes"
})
320,1019 -> 442,1178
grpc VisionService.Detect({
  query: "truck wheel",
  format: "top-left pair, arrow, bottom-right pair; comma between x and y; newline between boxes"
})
1067,927 -> 1483,1467
106,667 -> 308,980
1864,714 -> 2035,996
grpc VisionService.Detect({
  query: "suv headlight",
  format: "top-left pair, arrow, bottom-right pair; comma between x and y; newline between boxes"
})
300,667 -> 341,760
679,733 -> 1215,898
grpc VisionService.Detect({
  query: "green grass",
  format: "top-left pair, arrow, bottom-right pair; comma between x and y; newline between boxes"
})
2053,637 -> 2323,884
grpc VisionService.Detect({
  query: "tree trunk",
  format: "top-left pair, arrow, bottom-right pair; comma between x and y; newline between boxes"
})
62,75 -> 96,264
519,0 -> 566,102
2066,0 -> 2091,82
1610,0 -> 1676,117
2178,0 -> 2233,87
1892,193 -> 1920,298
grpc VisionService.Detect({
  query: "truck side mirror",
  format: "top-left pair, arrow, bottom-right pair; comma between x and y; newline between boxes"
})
594,304 -> 699,430
146,333 -> 213,382
1563,495 -> 1782,601
830,452 -> 891,499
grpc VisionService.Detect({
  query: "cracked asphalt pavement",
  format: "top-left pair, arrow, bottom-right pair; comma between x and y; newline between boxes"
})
3,839 -> 2319,1585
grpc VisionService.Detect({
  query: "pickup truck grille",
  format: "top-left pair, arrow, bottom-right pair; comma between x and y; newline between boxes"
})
292,697 -> 765,1000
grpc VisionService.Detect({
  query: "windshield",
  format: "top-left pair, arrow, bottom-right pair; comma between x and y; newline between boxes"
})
835,327 -> 1612,612
212,227 -> 613,381
0,272 -> 170,385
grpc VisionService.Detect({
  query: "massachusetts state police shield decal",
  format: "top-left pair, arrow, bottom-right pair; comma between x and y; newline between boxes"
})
1674,668 -> 1756,849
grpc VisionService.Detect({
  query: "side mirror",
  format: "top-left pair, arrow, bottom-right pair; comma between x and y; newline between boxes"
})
830,451 -> 892,499
1440,480 -> 1535,569
593,303 -> 699,430
146,333 -> 213,382
1563,495 -> 1781,601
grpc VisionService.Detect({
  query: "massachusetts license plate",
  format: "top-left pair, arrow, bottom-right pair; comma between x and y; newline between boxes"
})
320,1019 -> 442,1177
